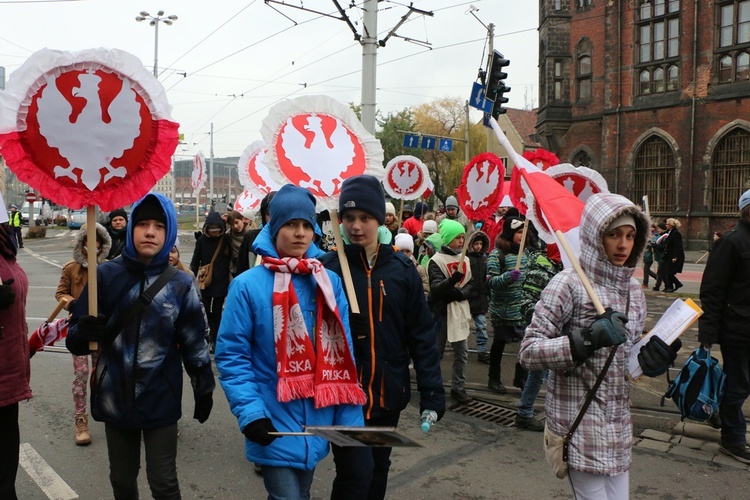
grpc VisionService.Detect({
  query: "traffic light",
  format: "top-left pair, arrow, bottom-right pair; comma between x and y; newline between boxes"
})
485,50 -> 510,101
491,89 -> 510,119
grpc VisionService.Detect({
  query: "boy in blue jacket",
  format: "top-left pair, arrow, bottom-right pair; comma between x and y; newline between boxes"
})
215,185 -> 365,499
67,193 -> 214,499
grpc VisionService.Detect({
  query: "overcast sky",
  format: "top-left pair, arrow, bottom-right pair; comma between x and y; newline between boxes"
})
0,0 -> 538,159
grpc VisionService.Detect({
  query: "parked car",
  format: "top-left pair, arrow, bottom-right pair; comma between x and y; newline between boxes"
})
67,209 -> 87,229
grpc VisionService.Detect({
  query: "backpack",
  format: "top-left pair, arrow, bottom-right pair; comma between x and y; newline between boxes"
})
662,347 -> 726,422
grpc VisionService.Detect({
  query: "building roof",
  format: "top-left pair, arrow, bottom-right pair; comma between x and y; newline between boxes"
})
505,108 -> 541,149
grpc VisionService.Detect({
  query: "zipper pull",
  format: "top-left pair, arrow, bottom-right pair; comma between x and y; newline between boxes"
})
380,279 -> 386,296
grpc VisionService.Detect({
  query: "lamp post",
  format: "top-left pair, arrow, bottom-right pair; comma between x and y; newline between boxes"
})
135,10 -> 178,78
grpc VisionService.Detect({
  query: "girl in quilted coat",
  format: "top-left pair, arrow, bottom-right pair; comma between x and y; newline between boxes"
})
55,223 -> 111,446
519,193 -> 650,499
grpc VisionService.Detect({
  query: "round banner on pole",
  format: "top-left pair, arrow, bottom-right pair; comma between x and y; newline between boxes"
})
191,152 -> 206,195
0,48 -> 179,211
522,148 -> 560,171
233,188 -> 262,215
546,163 -> 608,203
260,95 -> 384,211
456,152 -> 506,221
238,140 -> 283,195
383,155 -> 429,200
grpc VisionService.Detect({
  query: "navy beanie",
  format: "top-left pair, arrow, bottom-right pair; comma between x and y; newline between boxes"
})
268,185 -> 317,238
132,195 -> 166,225
339,175 -> 386,225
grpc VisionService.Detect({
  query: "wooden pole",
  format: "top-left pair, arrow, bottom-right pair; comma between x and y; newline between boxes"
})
457,223 -> 474,270
514,221 -> 530,271
329,209 -> 360,314
47,297 -> 70,323
196,190 -> 200,228
86,206 -> 99,351
554,229 -> 605,315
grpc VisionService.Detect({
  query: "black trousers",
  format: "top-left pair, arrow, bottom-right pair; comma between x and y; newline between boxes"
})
201,296 -> 225,344
0,403 -> 20,500
331,411 -> 400,500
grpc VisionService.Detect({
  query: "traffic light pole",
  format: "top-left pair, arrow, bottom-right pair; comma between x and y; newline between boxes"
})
486,23 -> 494,153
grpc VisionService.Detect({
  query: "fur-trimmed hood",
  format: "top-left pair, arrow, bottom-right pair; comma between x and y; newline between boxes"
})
74,223 -> 112,266
468,230 -> 490,254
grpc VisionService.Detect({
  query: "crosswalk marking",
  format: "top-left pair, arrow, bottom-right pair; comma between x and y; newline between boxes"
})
19,443 -> 78,500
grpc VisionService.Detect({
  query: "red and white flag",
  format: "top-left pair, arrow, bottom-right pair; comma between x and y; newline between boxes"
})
489,117 -> 584,268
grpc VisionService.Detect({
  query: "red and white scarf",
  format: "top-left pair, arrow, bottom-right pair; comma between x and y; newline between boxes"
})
262,256 -> 366,409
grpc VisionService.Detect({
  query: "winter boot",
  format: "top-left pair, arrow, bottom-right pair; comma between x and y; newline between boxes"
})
75,413 -> 91,446
513,362 -> 528,390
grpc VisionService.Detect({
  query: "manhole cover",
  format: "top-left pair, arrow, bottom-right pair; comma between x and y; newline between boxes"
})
451,398 -> 523,427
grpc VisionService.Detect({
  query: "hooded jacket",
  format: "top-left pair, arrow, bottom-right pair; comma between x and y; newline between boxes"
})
215,224 -> 363,470
518,193 -> 649,476
56,223 -> 112,309
67,193 -> 214,430
190,211 -> 231,297
320,243 -> 445,420
466,231 -> 490,315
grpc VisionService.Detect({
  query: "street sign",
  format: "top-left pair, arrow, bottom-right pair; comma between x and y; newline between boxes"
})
438,138 -> 453,152
421,136 -> 437,150
25,192 -> 38,203
469,82 -> 493,113
402,133 -> 419,148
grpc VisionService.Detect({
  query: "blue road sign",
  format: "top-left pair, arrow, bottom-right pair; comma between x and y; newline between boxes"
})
403,133 -> 419,148
421,136 -> 437,150
438,138 -> 453,152
470,82 -> 493,113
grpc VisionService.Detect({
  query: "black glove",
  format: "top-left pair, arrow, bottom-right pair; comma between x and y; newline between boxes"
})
243,418 -> 279,446
448,271 -> 464,285
76,314 -> 109,343
638,337 -> 682,377
348,312 -> 370,336
447,288 -> 464,302
193,393 -> 213,423
0,278 -> 15,310
568,308 -> 628,363
66,299 -> 77,312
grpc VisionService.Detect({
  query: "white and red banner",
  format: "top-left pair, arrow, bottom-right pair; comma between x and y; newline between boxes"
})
238,140 -> 283,195
233,188 -> 262,214
455,152 -> 505,221
383,155 -> 430,200
191,152 -> 206,196
0,48 -> 179,211
260,95 -> 384,212
546,163 -> 608,203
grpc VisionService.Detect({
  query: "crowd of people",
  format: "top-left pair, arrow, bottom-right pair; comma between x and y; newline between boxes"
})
2,181 -> 750,500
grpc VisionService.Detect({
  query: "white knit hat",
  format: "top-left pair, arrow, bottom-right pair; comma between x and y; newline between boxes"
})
394,233 -> 414,252
385,202 -> 396,215
422,220 -> 438,234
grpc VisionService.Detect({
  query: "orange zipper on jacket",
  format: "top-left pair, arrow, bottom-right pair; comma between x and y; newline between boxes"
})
359,249 -> 379,420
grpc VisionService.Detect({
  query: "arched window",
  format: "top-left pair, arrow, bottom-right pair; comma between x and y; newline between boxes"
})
576,38 -> 593,102
720,55 -> 734,82
572,150 -> 592,168
640,70 -> 651,95
667,65 -> 679,90
577,56 -> 592,100
654,67 -> 665,92
711,128 -> 750,214
633,136 -> 676,213
716,1 -> 750,84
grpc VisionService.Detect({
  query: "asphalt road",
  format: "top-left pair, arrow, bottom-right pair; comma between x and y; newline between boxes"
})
12,232 -> 748,499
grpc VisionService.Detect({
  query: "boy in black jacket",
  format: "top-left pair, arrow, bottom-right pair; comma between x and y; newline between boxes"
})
467,231 -> 490,363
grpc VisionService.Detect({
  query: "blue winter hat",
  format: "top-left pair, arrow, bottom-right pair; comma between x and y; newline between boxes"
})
268,185 -> 317,238
339,175 -> 386,225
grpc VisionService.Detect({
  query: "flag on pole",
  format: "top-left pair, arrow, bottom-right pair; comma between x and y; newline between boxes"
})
489,117 -> 585,267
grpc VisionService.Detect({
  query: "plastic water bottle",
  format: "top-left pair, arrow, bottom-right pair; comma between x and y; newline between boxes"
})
420,410 -> 438,433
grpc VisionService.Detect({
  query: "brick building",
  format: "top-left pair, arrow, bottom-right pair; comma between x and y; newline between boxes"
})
537,0 -> 750,249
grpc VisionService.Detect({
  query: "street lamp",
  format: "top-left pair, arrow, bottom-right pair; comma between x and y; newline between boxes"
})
135,10 -> 178,78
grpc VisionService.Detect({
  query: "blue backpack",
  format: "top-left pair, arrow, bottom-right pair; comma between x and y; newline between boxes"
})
663,347 -> 726,422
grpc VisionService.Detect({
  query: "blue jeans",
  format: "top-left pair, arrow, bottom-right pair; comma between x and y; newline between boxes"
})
719,344 -> 750,448
472,313 -> 488,353
518,370 -> 546,418
261,466 -> 315,500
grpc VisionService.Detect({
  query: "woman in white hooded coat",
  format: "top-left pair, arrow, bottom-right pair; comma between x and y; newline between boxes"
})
519,193 -> 653,499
